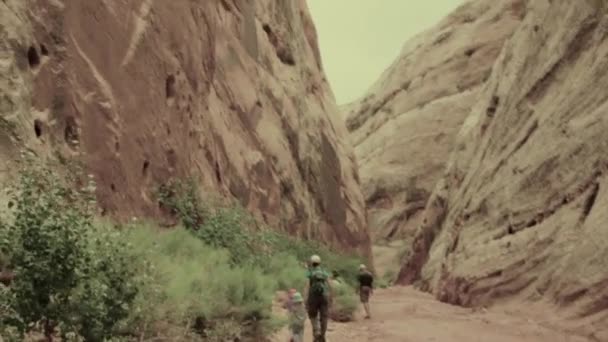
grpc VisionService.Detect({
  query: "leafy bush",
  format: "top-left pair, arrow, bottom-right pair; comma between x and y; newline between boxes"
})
329,281 -> 359,322
157,179 -> 366,288
0,159 -> 139,341
71,225 -> 139,340
263,252 -> 307,291
156,178 -> 207,229
0,167 -> 366,340
194,206 -> 258,266
252,229 -> 364,291
155,178 -> 367,326
121,225 -> 278,340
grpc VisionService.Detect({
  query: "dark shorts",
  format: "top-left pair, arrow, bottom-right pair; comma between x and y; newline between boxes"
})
307,294 -> 329,316
360,286 -> 372,303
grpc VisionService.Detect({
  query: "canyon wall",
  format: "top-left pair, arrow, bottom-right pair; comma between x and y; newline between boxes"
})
0,0 -> 371,258
344,0 -> 524,241
399,0 -> 608,336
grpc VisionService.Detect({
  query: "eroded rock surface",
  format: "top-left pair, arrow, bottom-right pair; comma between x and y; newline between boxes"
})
399,0 -> 608,338
0,0 -> 371,258
344,0 -> 523,241
0,0 -> 34,218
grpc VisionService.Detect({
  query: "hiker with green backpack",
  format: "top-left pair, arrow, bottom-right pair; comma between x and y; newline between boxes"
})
304,254 -> 332,342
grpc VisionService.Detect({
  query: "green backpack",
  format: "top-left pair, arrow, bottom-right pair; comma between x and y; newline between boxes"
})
309,268 -> 328,297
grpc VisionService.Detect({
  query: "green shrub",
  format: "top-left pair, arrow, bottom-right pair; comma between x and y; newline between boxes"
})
263,252 -> 307,291
259,230 -> 364,288
156,178 -> 207,229
71,224 -> 139,340
156,178 -> 366,289
154,178 -> 368,327
194,206 -> 258,266
0,159 -> 139,340
121,225 -> 276,340
0,168 -> 367,340
329,281 -> 359,322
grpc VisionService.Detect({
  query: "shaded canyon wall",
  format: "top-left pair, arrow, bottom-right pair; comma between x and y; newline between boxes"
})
399,0 -> 608,336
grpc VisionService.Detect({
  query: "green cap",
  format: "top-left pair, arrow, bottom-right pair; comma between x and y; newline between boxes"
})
292,292 -> 303,303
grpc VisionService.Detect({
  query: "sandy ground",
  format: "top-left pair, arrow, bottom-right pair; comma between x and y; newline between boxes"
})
272,286 -> 591,342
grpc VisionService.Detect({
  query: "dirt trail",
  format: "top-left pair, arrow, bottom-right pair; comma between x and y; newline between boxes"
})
273,286 -> 591,342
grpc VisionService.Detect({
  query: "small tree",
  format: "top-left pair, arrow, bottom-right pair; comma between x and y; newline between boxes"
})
0,157 -> 138,340
5,160 -> 94,339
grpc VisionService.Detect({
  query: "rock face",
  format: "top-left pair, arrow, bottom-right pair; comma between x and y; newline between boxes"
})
0,0 -> 371,258
399,0 -> 608,336
0,0 -> 33,217
344,0 -> 524,241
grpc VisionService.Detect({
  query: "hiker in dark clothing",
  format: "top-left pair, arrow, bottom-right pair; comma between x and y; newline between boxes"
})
304,254 -> 332,342
357,264 -> 374,319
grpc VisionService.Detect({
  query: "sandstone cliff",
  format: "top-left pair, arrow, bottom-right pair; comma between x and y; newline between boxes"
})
399,0 -> 608,337
344,0 -> 524,241
0,0 -> 371,258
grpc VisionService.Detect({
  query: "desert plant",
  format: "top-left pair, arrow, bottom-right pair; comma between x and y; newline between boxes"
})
0,158 -> 139,341
120,225 -> 277,339
70,225 -> 139,340
194,206 -> 258,266
329,281 -> 359,322
156,178 -> 208,229
164,177 -> 366,278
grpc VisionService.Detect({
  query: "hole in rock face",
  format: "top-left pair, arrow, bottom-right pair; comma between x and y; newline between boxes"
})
220,0 -> 231,11
142,160 -> 150,176
166,149 -> 177,169
277,48 -> 296,66
110,183 -> 116,192
34,119 -> 43,138
166,75 -> 176,99
215,161 -> 222,184
64,116 -> 79,148
40,44 -> 49,56
486,95 -> 500,117
27,46 -> 40,68
464,48 -> 476,57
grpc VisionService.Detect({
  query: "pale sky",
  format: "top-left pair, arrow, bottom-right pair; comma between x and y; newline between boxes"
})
308,0 -> 464,105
